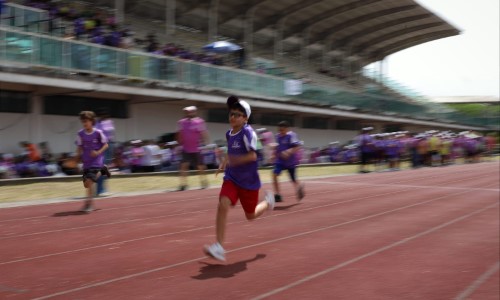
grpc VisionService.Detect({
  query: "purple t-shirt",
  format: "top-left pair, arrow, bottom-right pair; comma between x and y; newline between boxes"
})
224,124 -> 261,190
76,128 -> 108,169
96,119 -> 115,141
356,134 -> 375,153
276,131 -> 300,168
178,117 -> 206,153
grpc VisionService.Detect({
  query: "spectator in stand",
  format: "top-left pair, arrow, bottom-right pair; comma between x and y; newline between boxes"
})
177,106 -> 209,191
141,140 -> 162,172
58,153 -> 79,175
0,0 -> 5,16
39,142 -> 53,163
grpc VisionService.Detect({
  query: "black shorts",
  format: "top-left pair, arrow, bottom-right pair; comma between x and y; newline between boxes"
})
82,168 -> 101,182
182,152 -> 202,167
361,152 -> 372,165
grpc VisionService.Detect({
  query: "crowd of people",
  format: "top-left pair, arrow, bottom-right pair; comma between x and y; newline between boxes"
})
1,127 -> 496,181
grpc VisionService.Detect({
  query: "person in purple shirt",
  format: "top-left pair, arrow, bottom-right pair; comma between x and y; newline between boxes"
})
204,96 -> 275,261
177,106 -> 209,191
76,111 -> 111,213
272,121 -> 305,202
355,127 -> 375,173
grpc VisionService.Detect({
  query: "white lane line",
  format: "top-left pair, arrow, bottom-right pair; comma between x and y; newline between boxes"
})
0,176 -> 420,239
454,261 -> 500,300
0,209 -> 212,240
252,202 -> 500,300
31,187 -> 494,300
0,187 -> 413,265
1,165 -> 494,223
307,180 -> 500,192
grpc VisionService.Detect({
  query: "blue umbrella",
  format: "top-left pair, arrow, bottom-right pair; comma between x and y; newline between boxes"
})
202,41 -> 242,53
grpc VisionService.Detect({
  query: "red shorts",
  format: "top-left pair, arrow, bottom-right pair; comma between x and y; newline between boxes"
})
220,180 -> 259,214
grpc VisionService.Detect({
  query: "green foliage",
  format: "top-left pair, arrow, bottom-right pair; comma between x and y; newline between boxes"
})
446,103 -> 500,117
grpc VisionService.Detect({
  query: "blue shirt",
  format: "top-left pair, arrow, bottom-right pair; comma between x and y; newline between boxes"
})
276,131 -> 300,168
224,124 -> 261,190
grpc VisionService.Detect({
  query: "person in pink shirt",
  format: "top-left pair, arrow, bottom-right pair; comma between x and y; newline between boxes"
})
177,106 -> 209,191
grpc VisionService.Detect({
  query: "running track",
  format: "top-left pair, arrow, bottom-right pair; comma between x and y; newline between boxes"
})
0,162 -> 498,300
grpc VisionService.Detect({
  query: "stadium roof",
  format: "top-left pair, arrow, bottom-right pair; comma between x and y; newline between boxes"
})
118,0 -> 460,65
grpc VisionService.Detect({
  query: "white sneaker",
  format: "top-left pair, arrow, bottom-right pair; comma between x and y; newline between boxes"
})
203,243 -> 226,261
265,191 -> 275,211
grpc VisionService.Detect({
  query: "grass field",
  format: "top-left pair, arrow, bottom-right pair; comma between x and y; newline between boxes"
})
0,164 -> 362,204
1,158 -> 496,204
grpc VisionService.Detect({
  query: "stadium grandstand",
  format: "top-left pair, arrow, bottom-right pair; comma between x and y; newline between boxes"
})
0,0 -> 494,154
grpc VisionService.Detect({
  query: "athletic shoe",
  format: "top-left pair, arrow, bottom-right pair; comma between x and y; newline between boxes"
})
178,185 -> 187,192
274,194 -> 283,202
101,165 -> 111,178
79,204 -> 94,214
201,180 -> 209,190
203,243 -> 226,261
297,184 -> 305,201
265,191 -> 275,211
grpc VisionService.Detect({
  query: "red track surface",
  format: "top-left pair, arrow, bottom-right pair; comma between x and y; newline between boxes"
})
0,162 -> 498,300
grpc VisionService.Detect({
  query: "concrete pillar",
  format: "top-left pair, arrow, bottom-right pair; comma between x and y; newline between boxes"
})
244,8 -> 256,59
114,0 -> 124,24
273,19 -> 286,61
208,0 -> 219,42
300,28 -> 311,67
165,0 -> 176,39
30,94 -> 42,143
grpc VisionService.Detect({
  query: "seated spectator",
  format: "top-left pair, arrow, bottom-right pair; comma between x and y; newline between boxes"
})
129,140 -> 145,173
20,141 -> 41,162
141,140 -> 161,172
57,153 -> 79,175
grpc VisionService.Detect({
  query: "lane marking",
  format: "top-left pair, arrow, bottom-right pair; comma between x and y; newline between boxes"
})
1,163 -> 496,222
454,261 -> 500,300
30,186 -> 497,299
252,202 -> 500,300
307,180 -> 500,192
0,187 -> 414,265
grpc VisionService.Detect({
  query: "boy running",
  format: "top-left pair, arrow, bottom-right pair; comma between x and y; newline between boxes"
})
76,111 -> 111,213
272,121 -> 305,202
204,96 -> 275,261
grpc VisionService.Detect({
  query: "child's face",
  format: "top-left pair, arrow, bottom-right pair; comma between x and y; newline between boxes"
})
278,126 -> 288,135
229,109 -> 247,128
81,119 -> 94,130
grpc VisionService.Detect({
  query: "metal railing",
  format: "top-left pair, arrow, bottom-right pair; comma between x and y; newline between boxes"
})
0,26 -> 494,128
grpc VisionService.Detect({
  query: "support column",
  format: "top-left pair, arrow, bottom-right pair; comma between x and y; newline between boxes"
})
208,0 -> 219,42
30,94 -> 42,144
300,28 -> 311,67
322,41 -> 332,69
244,8 -> 255,62
273,18 -> 286,61
165,0 -> 176,39
114,0 -> 124,24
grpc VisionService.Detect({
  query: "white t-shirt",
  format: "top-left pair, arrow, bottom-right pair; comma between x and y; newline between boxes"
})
141,145 -> 161,166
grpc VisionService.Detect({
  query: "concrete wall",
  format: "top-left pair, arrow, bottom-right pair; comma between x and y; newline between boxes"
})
0,98 -> 359,155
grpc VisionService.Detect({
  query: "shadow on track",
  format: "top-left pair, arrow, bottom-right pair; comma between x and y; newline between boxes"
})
273,203 -> 301,211
52,209 -> 101,217
192,254 -> 266,280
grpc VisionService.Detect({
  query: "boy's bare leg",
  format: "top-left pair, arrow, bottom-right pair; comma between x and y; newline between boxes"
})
216,197 -> 231,245
245,190 -> 272,220
198,164 -> 208,188
179,162 -> 189,189
272,173 -> 280,195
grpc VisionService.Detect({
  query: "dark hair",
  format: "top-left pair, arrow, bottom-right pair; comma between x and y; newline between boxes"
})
79,111 -> 96,125
230,102 -> 247,117
278,120 -> 290,128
